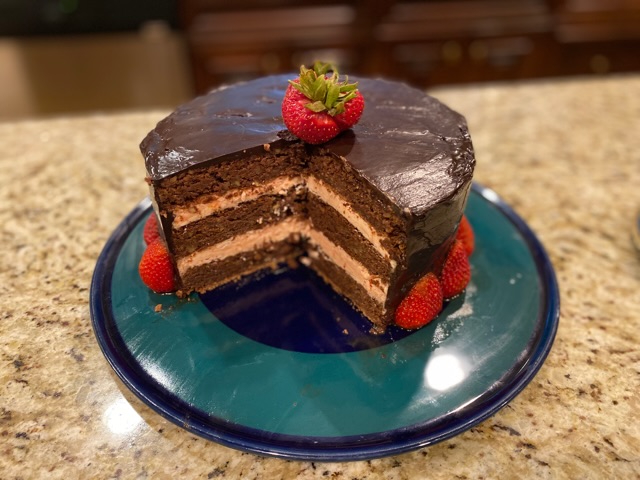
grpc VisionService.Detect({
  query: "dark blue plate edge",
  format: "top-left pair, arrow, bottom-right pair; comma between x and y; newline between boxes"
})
89,183 -> 560,462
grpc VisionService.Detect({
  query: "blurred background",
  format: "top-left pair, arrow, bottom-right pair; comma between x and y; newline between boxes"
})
1,0 -> 639,120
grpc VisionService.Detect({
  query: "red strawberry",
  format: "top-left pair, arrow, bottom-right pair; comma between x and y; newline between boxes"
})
456,215 -> 474,256
143,213 -> 161,245
282,61 -> 364,144
394,273 -> 443,329
440,240 -> 471,299
282,86 -> 340,144
138,238 -> 176,293
334,91 -> 365,131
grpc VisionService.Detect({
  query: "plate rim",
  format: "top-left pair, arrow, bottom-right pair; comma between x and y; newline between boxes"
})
90,182 -> 560,461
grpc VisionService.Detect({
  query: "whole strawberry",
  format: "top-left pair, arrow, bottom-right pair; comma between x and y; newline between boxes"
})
440,240 -> 471,299
456,214 -> 474,256
394,273 -> 443,329
143,213 -> 161,245
282,61 -> 364,144
139,238 -> 176,293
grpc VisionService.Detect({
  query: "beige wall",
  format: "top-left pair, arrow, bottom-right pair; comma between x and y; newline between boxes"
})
0,22 -> 193,120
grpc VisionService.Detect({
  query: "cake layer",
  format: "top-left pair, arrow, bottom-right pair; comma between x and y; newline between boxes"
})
179,239 -> 302,294
152,143 -> 307,212
309,253 -> 386,328
172,176 -> 305,229
169,187 -> 305,257
168,172 -> 395,264
305,176 -> 395,264
177,217 -> 306,275
177,216 -> 389,305
307,229 -> 387,305
309,153 -> 406,259
307,193 -> 392,279
181,236 -> 388,326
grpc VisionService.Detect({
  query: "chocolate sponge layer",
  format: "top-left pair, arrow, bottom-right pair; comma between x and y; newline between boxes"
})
307,193 -> 391,279
153,143 -> 307,213
309,252 -> 386,327
169,187 -> 306,258
178,238 -> 304,295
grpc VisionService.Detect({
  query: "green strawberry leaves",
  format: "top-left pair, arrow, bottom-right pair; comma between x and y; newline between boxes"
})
289,62 -> 359,116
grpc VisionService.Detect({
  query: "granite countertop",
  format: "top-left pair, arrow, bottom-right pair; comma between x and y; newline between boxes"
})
1,75 -> 639,479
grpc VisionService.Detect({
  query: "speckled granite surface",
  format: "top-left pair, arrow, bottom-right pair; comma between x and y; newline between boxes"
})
1,75 -> 639,479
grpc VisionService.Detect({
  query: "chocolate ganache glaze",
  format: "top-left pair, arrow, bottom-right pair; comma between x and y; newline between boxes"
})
141,75 -> 475,216
141,75 -> 475,320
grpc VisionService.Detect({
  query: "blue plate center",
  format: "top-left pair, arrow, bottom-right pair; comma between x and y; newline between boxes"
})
199,264 -> 415,353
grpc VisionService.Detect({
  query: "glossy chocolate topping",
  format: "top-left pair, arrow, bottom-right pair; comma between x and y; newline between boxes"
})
141,75 -> 475,215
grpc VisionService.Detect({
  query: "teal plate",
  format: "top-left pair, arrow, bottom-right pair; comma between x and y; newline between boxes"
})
90,183 -> 559,461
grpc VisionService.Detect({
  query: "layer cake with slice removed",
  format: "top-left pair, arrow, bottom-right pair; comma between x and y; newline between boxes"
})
140,75 -> 475,330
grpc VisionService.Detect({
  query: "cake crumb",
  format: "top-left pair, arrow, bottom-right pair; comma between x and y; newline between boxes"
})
342,329 -> 349,335
154,304 -> 163,312
369,325 -> 385,335
299,256 -> 312,267
263,143 -> 271,151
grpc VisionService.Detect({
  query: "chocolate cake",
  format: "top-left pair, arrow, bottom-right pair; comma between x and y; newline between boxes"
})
141,75 -> 475,329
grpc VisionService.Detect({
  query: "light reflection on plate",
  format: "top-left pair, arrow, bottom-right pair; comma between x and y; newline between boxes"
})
90,183 -> 559,461
425,352 -> 468,391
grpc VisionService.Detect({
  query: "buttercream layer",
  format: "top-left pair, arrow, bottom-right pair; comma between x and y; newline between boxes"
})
308,228 -> 387,305
169,186 -> 306,257
177,217 -> 388,305
308,253 -> 387,327
308,153 -> 407,258
306,176 -> 397,265
179,239 -> 302,295
307,194 -> 392,279
172,176 -> 305,229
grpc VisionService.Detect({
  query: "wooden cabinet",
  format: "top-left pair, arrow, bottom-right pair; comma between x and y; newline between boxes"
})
179,1 -> 367,92
179,0 -> 640,93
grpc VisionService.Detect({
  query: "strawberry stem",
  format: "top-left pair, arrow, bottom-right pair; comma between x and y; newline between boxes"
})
289,62 -> 359,116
